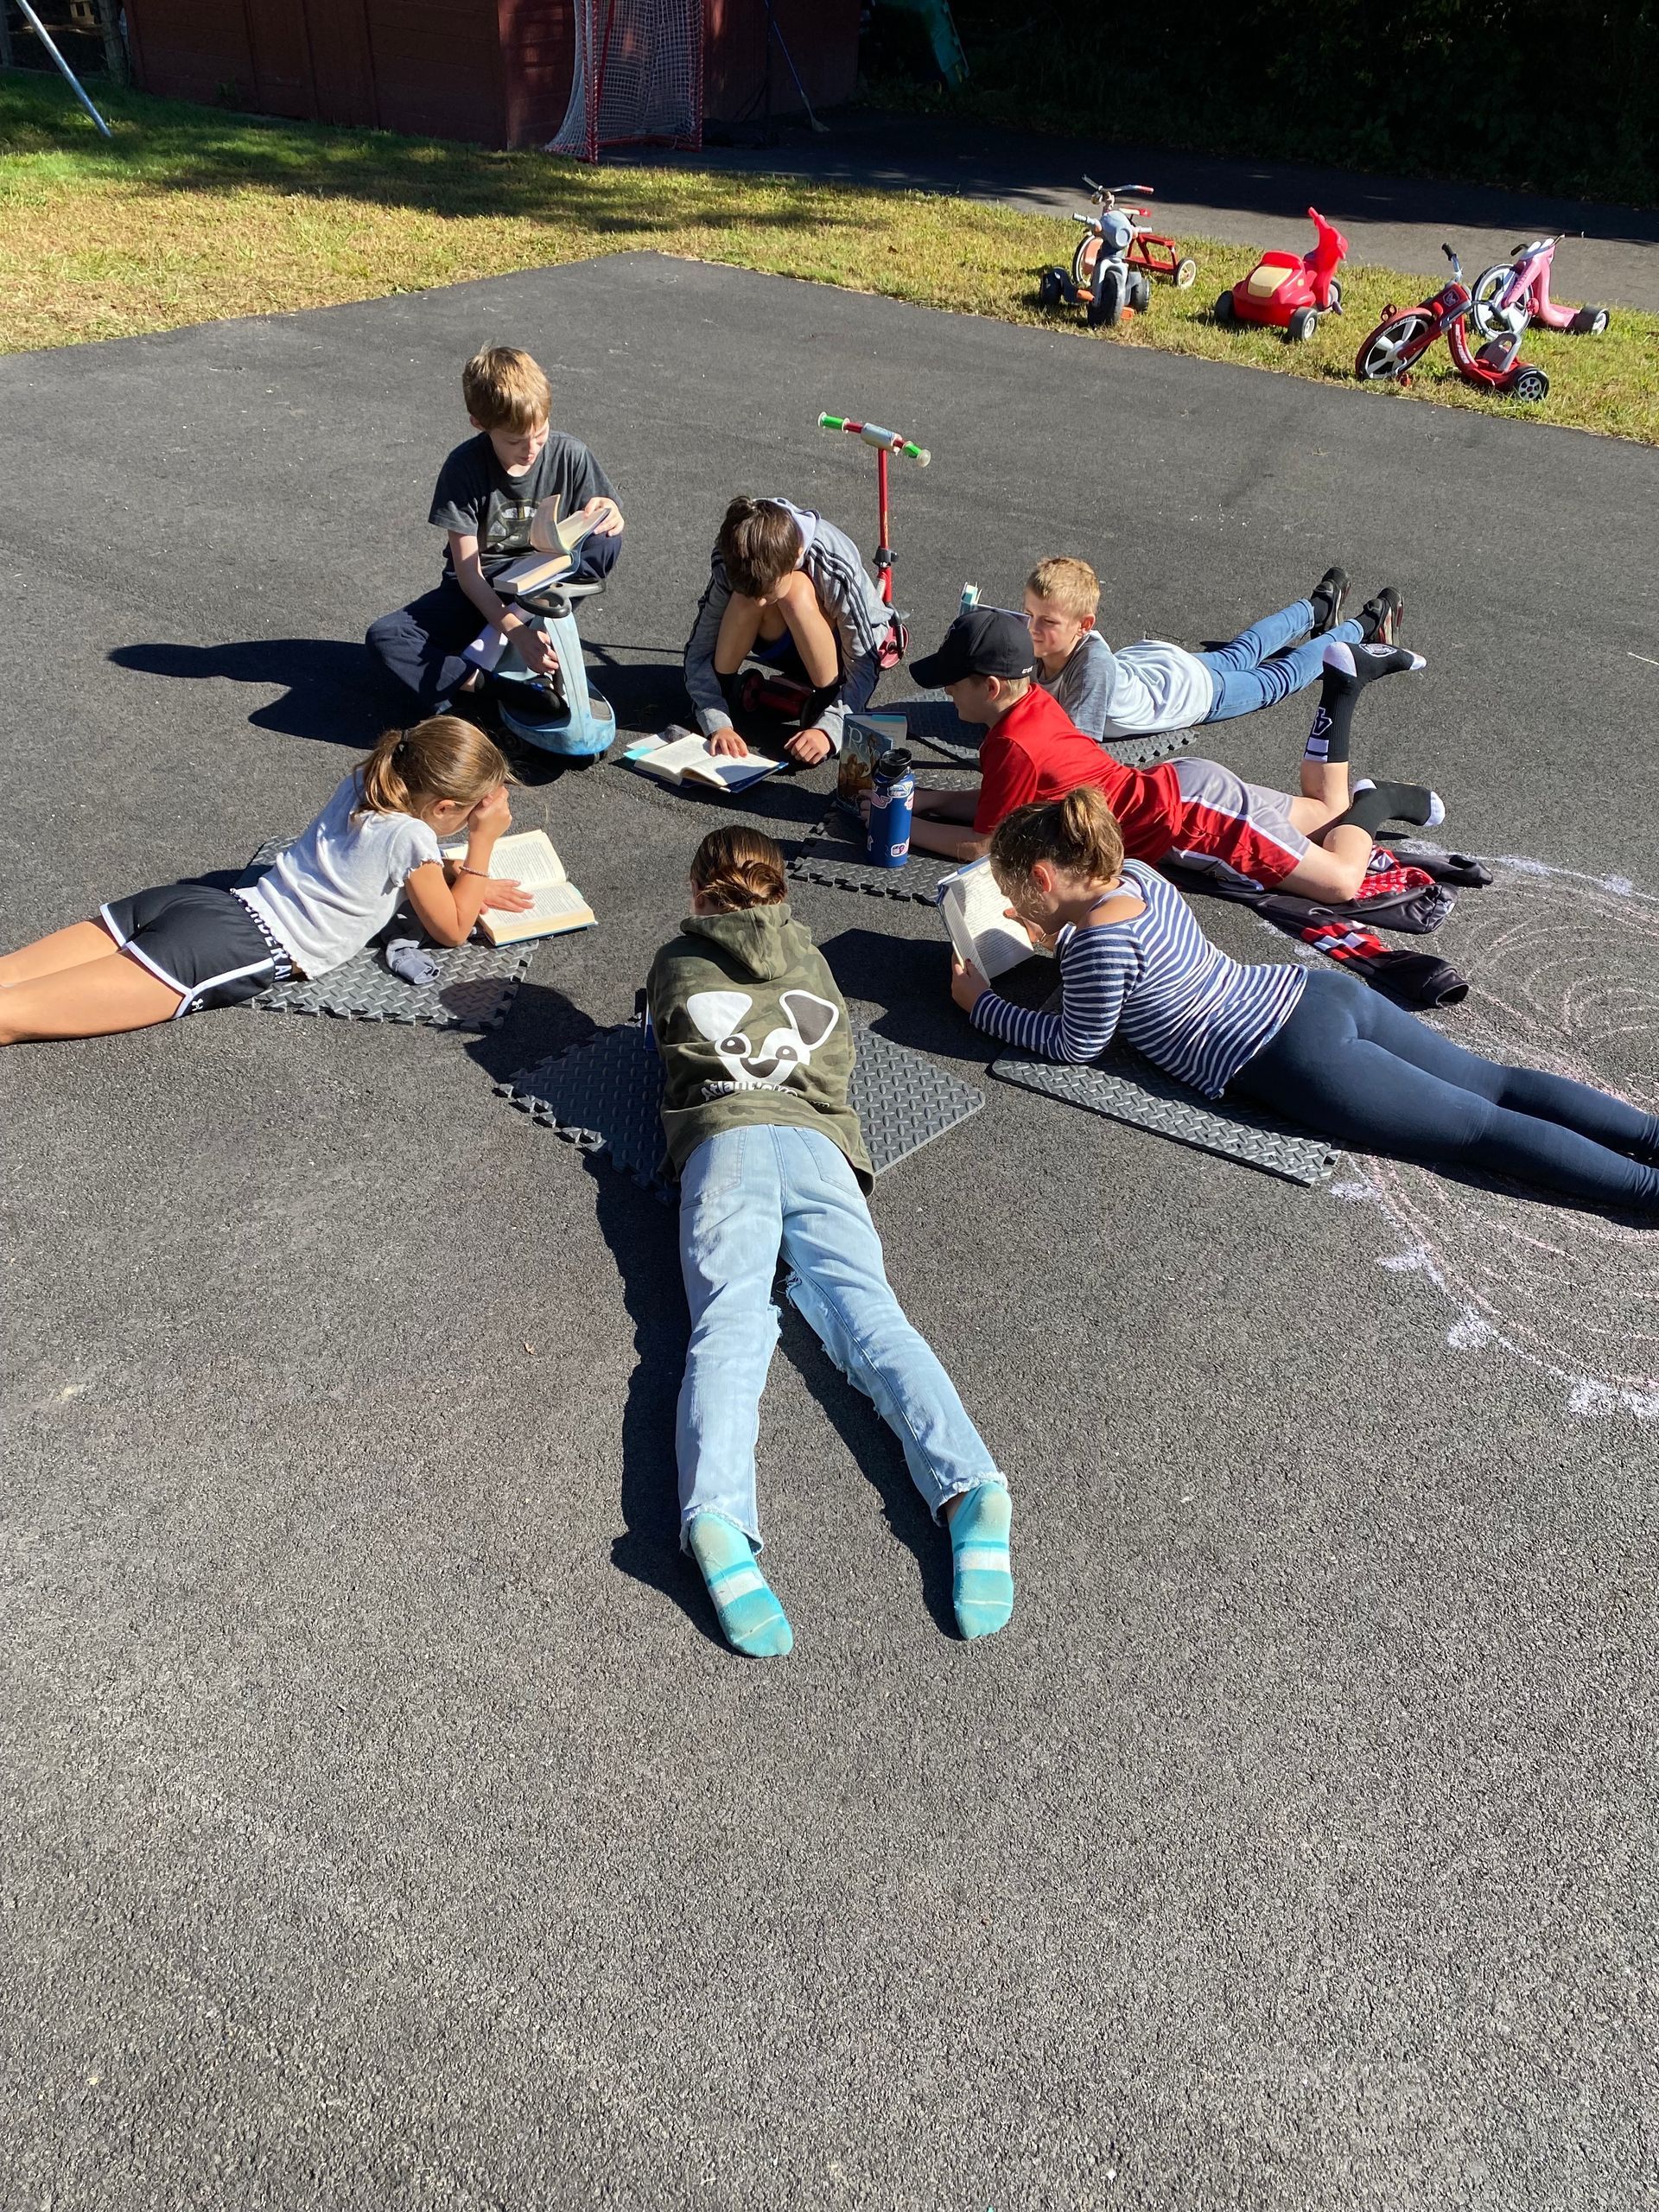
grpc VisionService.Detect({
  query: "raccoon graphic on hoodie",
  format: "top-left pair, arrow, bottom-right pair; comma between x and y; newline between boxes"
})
646,901 -> 874,1189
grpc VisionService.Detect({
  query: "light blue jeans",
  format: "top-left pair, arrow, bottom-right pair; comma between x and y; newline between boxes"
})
675,1122 -> 1002,1547
1198,600 -> 1365,721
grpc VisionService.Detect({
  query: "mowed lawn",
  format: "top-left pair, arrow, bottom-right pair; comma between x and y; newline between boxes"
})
3,75 -> 1656,443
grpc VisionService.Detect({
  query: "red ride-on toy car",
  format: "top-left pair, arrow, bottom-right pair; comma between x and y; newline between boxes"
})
1216,207 -> 1348,341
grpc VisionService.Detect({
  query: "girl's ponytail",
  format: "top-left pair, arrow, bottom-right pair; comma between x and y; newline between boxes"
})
988,781 -> 1125,891
355,715 -> 511,818
690,825 -> 789,912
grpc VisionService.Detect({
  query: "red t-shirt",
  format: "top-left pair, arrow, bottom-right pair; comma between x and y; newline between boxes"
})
972,686 -> 1183,855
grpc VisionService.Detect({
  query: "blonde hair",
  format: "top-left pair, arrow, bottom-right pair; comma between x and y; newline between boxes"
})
1027,556 -> 1101,621
357,716 -> 510,817
989,784 -> 1124,890
690,825 -> 789,912
461,346 -> 551,433
717,497 -> 804,599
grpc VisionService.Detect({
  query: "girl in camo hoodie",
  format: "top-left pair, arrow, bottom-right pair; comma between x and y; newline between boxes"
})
645,825 -> 1013,1658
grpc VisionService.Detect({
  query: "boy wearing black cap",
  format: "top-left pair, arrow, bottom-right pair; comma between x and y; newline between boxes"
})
905,608 -> 1438,905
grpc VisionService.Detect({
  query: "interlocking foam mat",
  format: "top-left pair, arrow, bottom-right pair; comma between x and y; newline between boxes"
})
237,840 -> 531,1029
499,1021 -> 983,1191
787,813 -> 961,906
991,1041 -> 1342,1185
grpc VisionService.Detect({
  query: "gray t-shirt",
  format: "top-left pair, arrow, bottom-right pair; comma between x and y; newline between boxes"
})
1039,627 -> 1215,740
429,431 -> 614,581
236,773 -> 442,977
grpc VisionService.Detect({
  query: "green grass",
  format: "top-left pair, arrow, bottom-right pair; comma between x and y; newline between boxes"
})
3,74 -> 1656,443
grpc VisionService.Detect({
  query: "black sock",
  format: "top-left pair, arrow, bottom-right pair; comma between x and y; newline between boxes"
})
1332,779 -> 1439,835
1303,640 -> 1425,767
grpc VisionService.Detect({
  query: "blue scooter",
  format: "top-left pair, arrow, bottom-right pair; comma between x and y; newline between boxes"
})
486,578 -> 617,760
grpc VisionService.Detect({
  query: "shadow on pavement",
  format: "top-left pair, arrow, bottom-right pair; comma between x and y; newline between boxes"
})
110,636 -> 389,747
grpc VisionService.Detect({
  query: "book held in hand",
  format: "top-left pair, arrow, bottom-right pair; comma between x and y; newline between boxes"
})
441,829 -> 596,946
491,498 -> 601,597
623,727 -> 783,795
936,856 -> 1046,981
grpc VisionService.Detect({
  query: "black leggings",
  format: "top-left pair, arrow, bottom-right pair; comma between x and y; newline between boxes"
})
1229,972 -> 1659,1211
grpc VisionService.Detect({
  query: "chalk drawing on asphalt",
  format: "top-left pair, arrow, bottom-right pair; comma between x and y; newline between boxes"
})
1322,853 -> 1659,1418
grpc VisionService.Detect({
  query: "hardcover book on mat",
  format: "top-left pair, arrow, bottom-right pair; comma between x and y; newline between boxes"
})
623,729 -> 783,794
936,856 -> 1048,981
441,830 -> 595,946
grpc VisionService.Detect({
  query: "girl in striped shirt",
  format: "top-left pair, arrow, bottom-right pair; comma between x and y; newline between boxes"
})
950,786 -> 1659,1214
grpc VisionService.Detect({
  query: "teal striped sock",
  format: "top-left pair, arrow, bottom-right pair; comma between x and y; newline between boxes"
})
688,1515 -> 794,1658
949,1484 -> 1014,1641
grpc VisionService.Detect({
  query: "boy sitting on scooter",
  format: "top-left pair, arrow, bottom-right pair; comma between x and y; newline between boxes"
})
1023,555 -> 1401,741
365,345 -> 626,715
683,497 -> 906,766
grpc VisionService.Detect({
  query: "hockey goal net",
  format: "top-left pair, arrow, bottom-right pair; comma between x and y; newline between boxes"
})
549,0 -> 704,162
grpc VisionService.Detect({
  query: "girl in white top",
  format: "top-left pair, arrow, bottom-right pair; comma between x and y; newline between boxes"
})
0,716 -> 534,1046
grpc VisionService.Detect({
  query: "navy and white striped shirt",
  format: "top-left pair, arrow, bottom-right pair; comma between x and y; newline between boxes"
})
971,861 -> 1306,1098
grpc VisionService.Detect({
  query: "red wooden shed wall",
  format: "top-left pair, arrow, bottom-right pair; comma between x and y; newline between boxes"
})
124,0 -> 860,147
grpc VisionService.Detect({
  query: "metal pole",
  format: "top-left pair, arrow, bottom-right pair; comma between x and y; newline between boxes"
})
13,0 -> 114,137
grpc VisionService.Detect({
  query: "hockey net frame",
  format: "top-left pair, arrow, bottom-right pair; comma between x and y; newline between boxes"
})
549,0 -> 704,163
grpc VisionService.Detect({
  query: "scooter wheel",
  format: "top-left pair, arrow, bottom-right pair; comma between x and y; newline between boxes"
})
1512,365 -> 1549,404
1287,308 -> 1319,343
1173,256 -> 1198,289
1214,289 -> 1237,327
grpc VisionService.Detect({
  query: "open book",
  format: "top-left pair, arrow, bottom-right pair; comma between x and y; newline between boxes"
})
492,499 -> 601,597
623,728 -> 782,794
441,829 -> 595,946
936,856 -> 1046,981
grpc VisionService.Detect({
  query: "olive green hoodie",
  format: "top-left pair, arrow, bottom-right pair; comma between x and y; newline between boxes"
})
646,902 -> 874,1188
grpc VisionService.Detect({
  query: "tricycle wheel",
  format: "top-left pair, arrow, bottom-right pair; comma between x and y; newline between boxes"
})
1071,233 -> 1101,294
1469,264 -> 1516,341
1287,307 -> 1319,343
1571,305 -> 1610,334
1214,289 -> 1236,327
1038,266 -> 1067,310
1512,365 -> 1549,404
1129,271 -> 1152,315
1089,264 -> 1128,328
1355,308 -> 1433,381
1174,256 -> 1198,290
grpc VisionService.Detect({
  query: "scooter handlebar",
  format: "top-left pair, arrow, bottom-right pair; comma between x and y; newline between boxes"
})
817,413 -> 931,467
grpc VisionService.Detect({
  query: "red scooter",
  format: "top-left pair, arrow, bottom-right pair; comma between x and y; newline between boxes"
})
1353,244 -> 1550,403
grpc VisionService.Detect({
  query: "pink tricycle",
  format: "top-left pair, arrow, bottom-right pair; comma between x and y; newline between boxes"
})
1470,235 -> 1610,340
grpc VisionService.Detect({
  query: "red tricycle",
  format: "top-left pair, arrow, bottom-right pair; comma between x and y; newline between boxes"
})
1215,207 -> 1348,341
1353,243 -> 1550,403
1038,181 -> 1198,327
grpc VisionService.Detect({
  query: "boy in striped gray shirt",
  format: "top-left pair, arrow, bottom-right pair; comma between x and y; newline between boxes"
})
683,496 -> 903,766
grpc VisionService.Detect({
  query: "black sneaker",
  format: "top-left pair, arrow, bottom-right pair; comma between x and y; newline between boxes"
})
1309,565 -> 1351,634
1359,586 -> 1403,645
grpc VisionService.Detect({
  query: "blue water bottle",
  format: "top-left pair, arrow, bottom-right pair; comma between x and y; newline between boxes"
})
867,748 -> 914,870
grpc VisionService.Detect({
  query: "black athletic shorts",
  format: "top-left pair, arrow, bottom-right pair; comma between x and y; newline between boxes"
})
99,881 -> 296,1016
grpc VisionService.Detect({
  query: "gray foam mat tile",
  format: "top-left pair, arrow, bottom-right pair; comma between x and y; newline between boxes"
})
499,1022 -> 982,1190
788,811 -> 959,905
881,694 -> 1197,770
238,840 -> 531,1029
991,1042 -> 1341,1185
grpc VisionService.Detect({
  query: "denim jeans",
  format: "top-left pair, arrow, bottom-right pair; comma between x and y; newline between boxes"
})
1229,971 -> 1659,1210
1198,600 -> 1365,723
675,1122 -> 1002,1546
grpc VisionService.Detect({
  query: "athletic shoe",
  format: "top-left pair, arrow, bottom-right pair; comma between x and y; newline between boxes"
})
1359,587 -> 1404,645
1309,566 -> 1351,634
1353,775 -> 1446,830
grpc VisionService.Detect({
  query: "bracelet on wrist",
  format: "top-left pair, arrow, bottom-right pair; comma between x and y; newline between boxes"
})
456,863 -> 493,880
